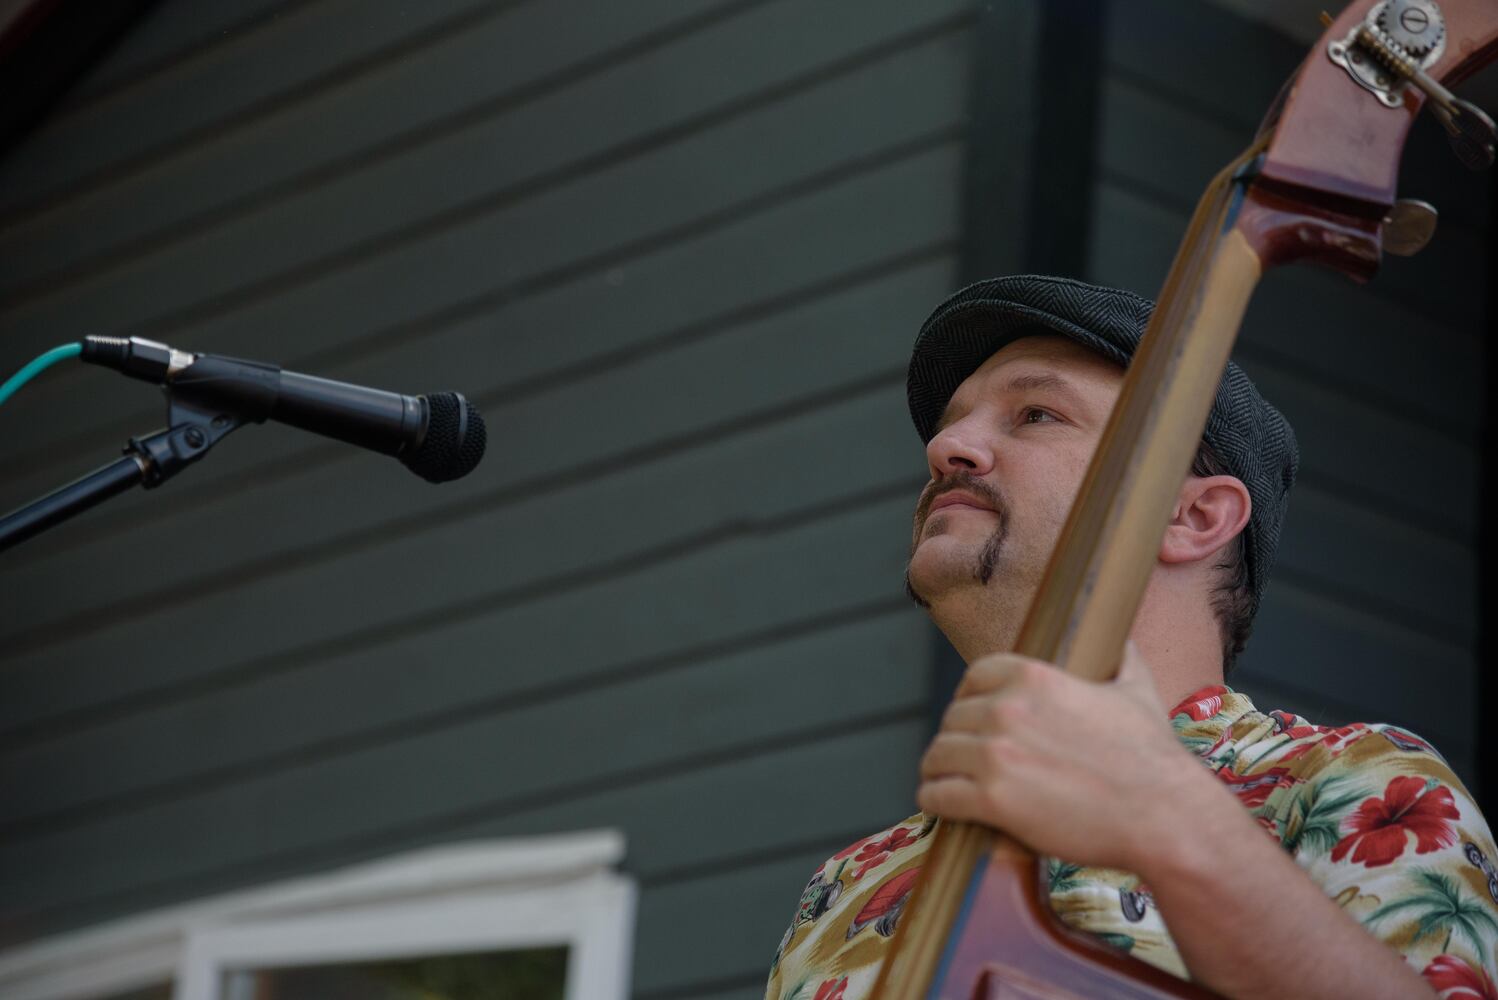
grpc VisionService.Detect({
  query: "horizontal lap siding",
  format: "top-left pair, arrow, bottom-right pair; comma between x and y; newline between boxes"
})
1093,0 -> 1485,782
0,0 -> 510,217
0,2 -> 969,501
0,245 -> 957,733
0,1 -> 970,994
0,385 -> 931,828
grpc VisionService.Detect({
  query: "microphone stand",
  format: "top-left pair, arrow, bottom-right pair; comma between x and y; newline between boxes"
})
0,392 -> 248,553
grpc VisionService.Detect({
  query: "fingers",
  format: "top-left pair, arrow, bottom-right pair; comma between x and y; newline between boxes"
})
954,652 -> 1052,700
920,731 -> 990,779
916,775 -> 988,822
946,653 -> 1067,736
917,733 -> 1026,824
919,729 -> 1005,823
938,696 -> 995,735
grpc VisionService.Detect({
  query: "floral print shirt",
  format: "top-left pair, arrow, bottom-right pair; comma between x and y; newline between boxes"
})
764,686 -> 1498,1000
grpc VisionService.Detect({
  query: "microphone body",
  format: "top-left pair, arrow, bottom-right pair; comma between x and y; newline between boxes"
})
170,355 -> 427,457
80,336 -> 485,482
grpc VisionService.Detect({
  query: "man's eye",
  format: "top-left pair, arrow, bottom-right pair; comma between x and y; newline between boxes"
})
1021,407 -> 1058,425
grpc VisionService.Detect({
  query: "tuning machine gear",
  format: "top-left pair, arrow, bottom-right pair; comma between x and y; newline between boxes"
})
1329,1 -> 1443,108
1376,0 -> 1444,60
1327,0 -> 1495,170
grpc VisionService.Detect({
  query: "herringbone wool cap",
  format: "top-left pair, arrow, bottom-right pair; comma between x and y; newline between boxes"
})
907,274 -> 1299,610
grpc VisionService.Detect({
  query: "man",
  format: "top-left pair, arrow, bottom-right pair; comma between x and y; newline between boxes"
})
764,276 -> 1498,1000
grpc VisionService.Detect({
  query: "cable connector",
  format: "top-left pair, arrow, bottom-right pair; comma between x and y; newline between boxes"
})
80,336 -> 196,383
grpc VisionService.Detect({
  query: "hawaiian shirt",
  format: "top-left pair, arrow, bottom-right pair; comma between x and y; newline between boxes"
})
764,686 -> 1498,1000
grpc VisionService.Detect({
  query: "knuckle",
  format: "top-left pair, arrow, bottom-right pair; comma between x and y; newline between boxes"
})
984,696 -> 1010,728
986,695 -> 1029,732
986,732 -> 1027,768
982,734 -> 1011,769
1016,657 -> 1053,688
977,783 -> 1006,819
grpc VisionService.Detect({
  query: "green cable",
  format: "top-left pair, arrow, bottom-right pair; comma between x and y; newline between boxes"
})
0,342 -> 83,407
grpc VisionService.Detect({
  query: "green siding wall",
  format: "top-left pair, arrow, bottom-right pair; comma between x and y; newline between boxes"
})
0,2 -> 968,995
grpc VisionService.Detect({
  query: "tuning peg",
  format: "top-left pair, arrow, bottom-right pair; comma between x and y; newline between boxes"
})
1431,98 -> 1497,171
1381,198 -> 1438,256
1353,21 -> 1497,170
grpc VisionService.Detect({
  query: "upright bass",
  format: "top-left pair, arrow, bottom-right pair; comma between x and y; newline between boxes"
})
874,1 -> 1498,997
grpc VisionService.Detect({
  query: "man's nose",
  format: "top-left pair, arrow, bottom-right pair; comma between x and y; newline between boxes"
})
925,419 -> 995,479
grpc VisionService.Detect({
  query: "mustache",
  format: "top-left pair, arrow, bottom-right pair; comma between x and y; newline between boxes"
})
913,472 -> 1008,533
906,471 -> 1011,605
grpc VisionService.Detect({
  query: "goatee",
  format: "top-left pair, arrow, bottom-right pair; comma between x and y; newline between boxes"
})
904,472 -> 1010,605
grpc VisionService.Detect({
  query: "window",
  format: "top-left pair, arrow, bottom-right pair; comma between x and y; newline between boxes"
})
0,831 -> 634,1000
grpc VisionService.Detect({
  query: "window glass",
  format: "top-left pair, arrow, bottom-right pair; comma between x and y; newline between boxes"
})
97,987 -> 174,1000
223,947 -> 567,1000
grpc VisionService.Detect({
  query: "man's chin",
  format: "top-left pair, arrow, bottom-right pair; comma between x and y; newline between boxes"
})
910,531 -> 982,566
906,544 -> 978,603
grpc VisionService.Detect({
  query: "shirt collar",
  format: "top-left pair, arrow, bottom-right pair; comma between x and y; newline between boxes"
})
1168,683 -> 1259,757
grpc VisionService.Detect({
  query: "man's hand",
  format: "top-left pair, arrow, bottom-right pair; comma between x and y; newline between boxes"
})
917,642 -> 1214,872
917,644 -> 1437,1000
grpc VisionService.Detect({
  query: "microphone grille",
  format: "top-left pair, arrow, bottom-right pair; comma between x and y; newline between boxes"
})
404,392 -> 486,483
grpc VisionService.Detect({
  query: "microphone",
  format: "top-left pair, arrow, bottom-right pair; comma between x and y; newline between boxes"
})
79,336 -> 486,483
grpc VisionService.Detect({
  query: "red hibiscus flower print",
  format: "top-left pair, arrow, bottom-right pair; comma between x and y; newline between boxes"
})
832,832 -> 879,862
847,866 -> 922,940
1422,954 -> 1498,999
813,976 -> 849,1000
1172,686 -> 1227,721
1331,775 -> 1460,868
1216,766 -> 1297,808
1280,723 -> 1368,762
851,825 -> 919,880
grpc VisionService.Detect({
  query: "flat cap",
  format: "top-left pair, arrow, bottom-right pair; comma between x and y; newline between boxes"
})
907,274 -> 1298,612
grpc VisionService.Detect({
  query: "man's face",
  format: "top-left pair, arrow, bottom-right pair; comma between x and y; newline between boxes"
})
906,335 -> 1125,609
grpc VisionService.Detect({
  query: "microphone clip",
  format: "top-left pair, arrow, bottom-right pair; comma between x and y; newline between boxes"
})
127,391 -> 248,489
0,382 -> 250,552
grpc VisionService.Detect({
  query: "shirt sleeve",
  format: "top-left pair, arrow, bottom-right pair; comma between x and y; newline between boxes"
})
1281,726 -> 1498,993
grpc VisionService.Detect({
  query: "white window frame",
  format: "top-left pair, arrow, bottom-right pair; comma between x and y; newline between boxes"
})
0,830 -> 634,1000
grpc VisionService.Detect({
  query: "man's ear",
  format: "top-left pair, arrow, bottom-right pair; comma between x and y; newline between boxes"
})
1160,475 -> 1251,565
